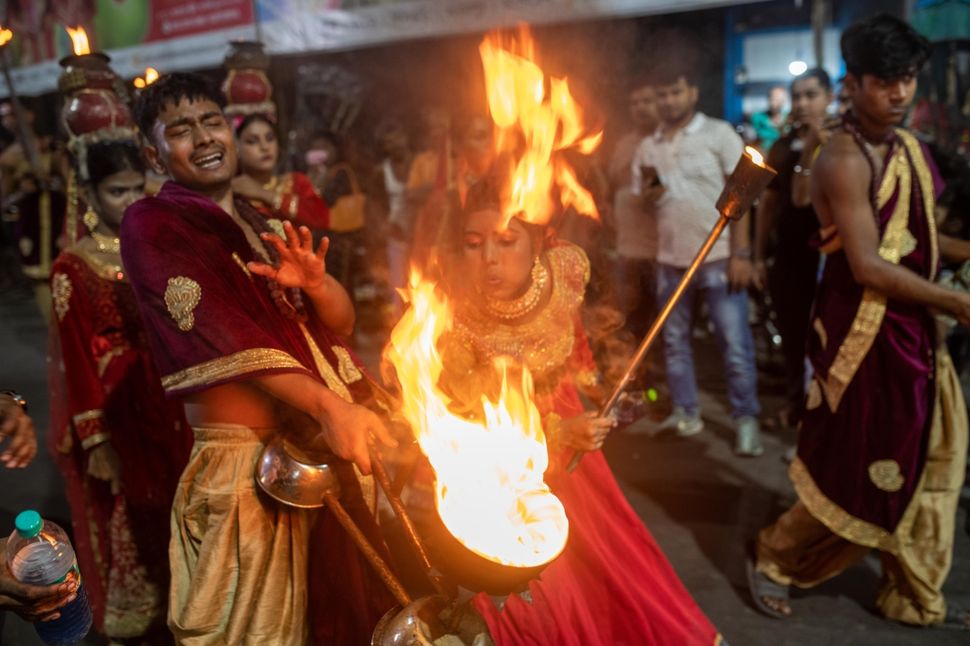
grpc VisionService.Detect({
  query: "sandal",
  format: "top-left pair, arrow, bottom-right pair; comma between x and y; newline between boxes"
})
938,605 -> 970,631
746,545 -> 791,619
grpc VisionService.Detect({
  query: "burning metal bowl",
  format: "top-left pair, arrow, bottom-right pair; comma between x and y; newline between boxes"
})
407,486 -> 553,596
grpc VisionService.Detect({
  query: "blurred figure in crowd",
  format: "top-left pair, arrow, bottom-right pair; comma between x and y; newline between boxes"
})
753,68 -> 833,429
310,131 -> 369,308
608,75 -> 660,342
751,84 -> 789,153
0,102 -> 66,322
372,118 -> 413,316
407,106 -> 453,271
232,114 -> 330,231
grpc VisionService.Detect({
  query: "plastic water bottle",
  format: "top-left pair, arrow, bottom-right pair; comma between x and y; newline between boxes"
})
5,510 -> 92,645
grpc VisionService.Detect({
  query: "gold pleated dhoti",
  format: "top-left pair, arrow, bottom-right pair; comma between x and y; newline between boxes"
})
757,352 -> 968,625
169,424 -> 310,645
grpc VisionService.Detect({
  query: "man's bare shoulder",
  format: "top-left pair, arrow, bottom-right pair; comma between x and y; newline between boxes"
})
814,132 -> 870,185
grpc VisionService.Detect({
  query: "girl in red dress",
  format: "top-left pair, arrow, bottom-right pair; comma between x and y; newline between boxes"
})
232,114 -> 330,231
436,182 -> 724,646
48,140 -> 192,641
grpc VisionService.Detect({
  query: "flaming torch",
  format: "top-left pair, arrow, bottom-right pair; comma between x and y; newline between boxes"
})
566,145 -> 777,471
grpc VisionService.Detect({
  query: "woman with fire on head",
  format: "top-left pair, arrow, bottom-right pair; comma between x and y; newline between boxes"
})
429,173 -> 723,645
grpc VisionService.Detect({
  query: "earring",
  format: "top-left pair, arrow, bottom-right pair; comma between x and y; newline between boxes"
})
531,256 -> 548,286
82,206 -> 99,233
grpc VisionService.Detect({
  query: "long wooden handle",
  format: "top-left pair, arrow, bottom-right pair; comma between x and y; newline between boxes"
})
323,491 -> 412,607
566,215 -> 731,472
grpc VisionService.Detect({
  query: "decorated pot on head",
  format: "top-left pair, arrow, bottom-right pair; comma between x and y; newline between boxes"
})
223,40 -> 276,126
58,48 -> 139,242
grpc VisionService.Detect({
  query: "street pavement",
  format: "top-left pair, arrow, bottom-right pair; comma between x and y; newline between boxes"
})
0,287 -> 967,645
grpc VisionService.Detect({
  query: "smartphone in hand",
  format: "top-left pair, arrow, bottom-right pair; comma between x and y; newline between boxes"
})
640,165 -> 661,188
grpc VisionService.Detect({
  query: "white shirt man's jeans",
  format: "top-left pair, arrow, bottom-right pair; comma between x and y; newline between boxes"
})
655,255 -> 760,420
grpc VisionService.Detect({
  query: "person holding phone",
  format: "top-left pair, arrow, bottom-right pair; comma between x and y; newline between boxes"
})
629,54 -> 763,457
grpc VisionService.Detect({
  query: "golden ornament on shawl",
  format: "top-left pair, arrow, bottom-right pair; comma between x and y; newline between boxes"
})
164,276 -> 202,332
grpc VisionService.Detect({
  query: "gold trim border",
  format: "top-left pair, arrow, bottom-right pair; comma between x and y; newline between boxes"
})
818,130 -> 937,413
161,348 -> 306,393
80,432 -> 111,450
72,409 -> 104,424
790,456 -> 922,554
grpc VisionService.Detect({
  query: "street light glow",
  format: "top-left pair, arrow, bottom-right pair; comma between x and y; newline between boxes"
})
788,60 -> 808,76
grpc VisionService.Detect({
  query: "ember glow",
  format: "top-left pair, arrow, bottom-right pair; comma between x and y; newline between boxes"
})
384,273 -> 569,568
66,26 -> 90,56
480,25 -> 602,228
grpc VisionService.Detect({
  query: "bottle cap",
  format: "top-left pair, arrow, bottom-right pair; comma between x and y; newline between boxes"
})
14,510 -> 42,539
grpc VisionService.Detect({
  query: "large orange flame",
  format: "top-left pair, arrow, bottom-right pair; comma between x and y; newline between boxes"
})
480,25 -> 602,228
65,26 -> 90,56
384,272 -> 568,567
0,26 -> 13,48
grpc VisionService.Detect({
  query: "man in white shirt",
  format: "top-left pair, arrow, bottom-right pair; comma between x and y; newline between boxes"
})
630,63 -> 762,456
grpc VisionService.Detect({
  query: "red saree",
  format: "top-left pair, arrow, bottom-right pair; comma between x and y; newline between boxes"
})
48,238 -> 192,639
247,171 -> 330,230
445,242 -> 721,646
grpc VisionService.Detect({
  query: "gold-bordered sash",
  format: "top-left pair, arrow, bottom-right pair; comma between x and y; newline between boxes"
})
818,130 -> 936,411
161,348 -> 306,393
298,324 -> 353,403
296,324 -> 377,512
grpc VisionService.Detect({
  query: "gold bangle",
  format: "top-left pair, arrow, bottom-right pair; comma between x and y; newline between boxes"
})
81,432 -> 111,450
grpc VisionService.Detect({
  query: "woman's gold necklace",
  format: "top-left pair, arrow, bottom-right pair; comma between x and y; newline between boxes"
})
484,259 -> 550,321
91,230 -> 120,254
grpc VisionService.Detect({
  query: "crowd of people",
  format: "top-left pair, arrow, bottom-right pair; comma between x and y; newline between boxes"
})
0,10 -> 967,645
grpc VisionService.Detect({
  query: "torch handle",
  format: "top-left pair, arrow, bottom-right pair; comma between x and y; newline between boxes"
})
566,215 -> 731,473
370,450 -> 454,598
323,491 -> 413,608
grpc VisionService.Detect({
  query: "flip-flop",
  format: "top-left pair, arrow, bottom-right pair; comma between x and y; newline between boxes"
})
937,605 -> 970,631
745,546 -> 791,620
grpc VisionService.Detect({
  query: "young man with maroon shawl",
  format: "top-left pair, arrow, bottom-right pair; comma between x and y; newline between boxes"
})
749,14 -> 970,630
120,73 -> 396,644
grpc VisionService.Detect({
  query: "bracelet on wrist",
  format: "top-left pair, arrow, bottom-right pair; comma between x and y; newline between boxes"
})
732,248 -> 752,260
1,390 -> 27,413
